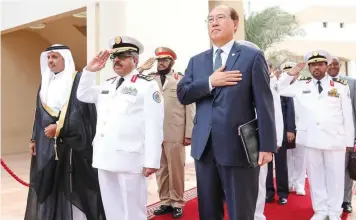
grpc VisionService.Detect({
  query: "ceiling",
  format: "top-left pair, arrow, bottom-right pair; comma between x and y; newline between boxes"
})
27,13 -> 87,69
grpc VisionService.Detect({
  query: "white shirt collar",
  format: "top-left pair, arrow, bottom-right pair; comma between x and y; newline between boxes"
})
328,73 -> 340,79
312,74 -> 329,86
213,39 -> 235,55
115,69 -> 138,82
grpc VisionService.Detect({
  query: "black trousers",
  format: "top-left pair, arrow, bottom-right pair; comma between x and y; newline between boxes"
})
266,146 -> 289,198
195,136 -> 260,220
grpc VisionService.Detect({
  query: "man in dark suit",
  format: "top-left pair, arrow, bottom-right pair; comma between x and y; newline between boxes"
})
177,5 -> 277,220
266,96 -> 295,204
266,63 -> 297,205
327,57 -> 356,213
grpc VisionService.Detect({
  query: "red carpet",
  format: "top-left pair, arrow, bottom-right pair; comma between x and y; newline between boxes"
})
147,180 -> 350,220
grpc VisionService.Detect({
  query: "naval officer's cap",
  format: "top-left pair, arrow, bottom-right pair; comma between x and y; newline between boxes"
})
108,36 -> 144,58
304,49 -> 332,65
155,47 -> 177,60
280,62 -> 296,71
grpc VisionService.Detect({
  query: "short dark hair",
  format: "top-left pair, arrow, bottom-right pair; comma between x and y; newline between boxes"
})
229,7 -> 239,21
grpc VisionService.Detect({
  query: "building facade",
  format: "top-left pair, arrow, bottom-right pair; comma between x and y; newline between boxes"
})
245,0 -> 356,76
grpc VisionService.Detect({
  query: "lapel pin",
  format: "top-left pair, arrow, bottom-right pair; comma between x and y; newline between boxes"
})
232,53 -> 235,56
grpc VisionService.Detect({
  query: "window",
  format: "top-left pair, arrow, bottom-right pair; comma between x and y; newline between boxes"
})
323,22 -> 328,28
340,22 -> 344,28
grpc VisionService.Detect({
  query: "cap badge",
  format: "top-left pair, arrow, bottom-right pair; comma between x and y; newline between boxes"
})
115,36 -> 122,44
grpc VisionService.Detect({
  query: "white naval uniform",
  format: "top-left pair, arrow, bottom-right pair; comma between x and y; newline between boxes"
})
287,97 -> 307,193
278,73 -> 355,219
77,68 -> 164,220
254,76 -> 284,220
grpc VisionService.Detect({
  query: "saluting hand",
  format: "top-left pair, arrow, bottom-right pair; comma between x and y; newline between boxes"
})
140,57 -> 155,71
210,65 -> 242,87
86,50 -> 110,72
287,62 -> 306,76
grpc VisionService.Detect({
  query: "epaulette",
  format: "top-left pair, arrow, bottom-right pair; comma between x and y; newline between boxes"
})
333,78 -> 348,85
106,76 -> 117,83
297,76 -> 312,81
177,72 -> 184,76
137,73 -> 154,81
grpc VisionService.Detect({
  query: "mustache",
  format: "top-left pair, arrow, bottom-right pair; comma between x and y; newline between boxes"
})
114,61 -> 122,67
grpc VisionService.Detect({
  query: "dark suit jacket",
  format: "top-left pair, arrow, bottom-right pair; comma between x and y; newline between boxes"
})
342,76 -> 356,138
177,42 -> 277,167
280,96 -> 296,148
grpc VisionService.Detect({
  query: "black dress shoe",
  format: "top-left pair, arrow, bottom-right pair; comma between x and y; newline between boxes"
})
153,205 -> 173,215
342,202 -> 353,213
265,196 -> 275,203
172,207 -> 183,218
278,197 -> 288,205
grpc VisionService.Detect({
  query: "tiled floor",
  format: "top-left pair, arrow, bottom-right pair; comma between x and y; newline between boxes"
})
1,147 -> 355,219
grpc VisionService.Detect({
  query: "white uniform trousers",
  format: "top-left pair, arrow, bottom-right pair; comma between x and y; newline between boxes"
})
98,169 -> 147,220
287,144 -> 306,191
305,147 -> 345,218
72,205 -> 87,220
254,164 -> 268,220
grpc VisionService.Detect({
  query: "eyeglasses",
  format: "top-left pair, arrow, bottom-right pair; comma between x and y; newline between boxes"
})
110,53 -> 133,61
205,14 -> 230,23
157,58 -> 171,63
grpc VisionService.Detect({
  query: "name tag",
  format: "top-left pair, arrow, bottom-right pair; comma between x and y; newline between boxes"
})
101,90 -> 109,94
302,90 -> 311,94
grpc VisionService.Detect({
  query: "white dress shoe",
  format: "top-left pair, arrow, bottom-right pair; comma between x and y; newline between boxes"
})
296,189 -> 306,196
310,213 -> 328,220
328,216 -> 341,220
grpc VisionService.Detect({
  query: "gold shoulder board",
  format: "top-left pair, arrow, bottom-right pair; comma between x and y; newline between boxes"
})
333,78 -> 348,85
297,76 -> 312,81
106,76 -> 117,82
137,73 -> 154,81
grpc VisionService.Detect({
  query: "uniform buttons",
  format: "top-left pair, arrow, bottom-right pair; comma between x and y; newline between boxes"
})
103,121 -> 107,125
316,122 -> 320,126
209,121 -> 212,125
101,134 -> 104,137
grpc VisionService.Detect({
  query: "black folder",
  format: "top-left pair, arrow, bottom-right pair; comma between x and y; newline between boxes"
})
238,119 -> 259,168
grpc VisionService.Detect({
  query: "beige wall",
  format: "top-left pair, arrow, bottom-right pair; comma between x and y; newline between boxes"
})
1,30 -> 50,154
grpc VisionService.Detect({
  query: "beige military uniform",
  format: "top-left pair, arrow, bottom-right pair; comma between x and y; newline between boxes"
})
152,70 -> 195,208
